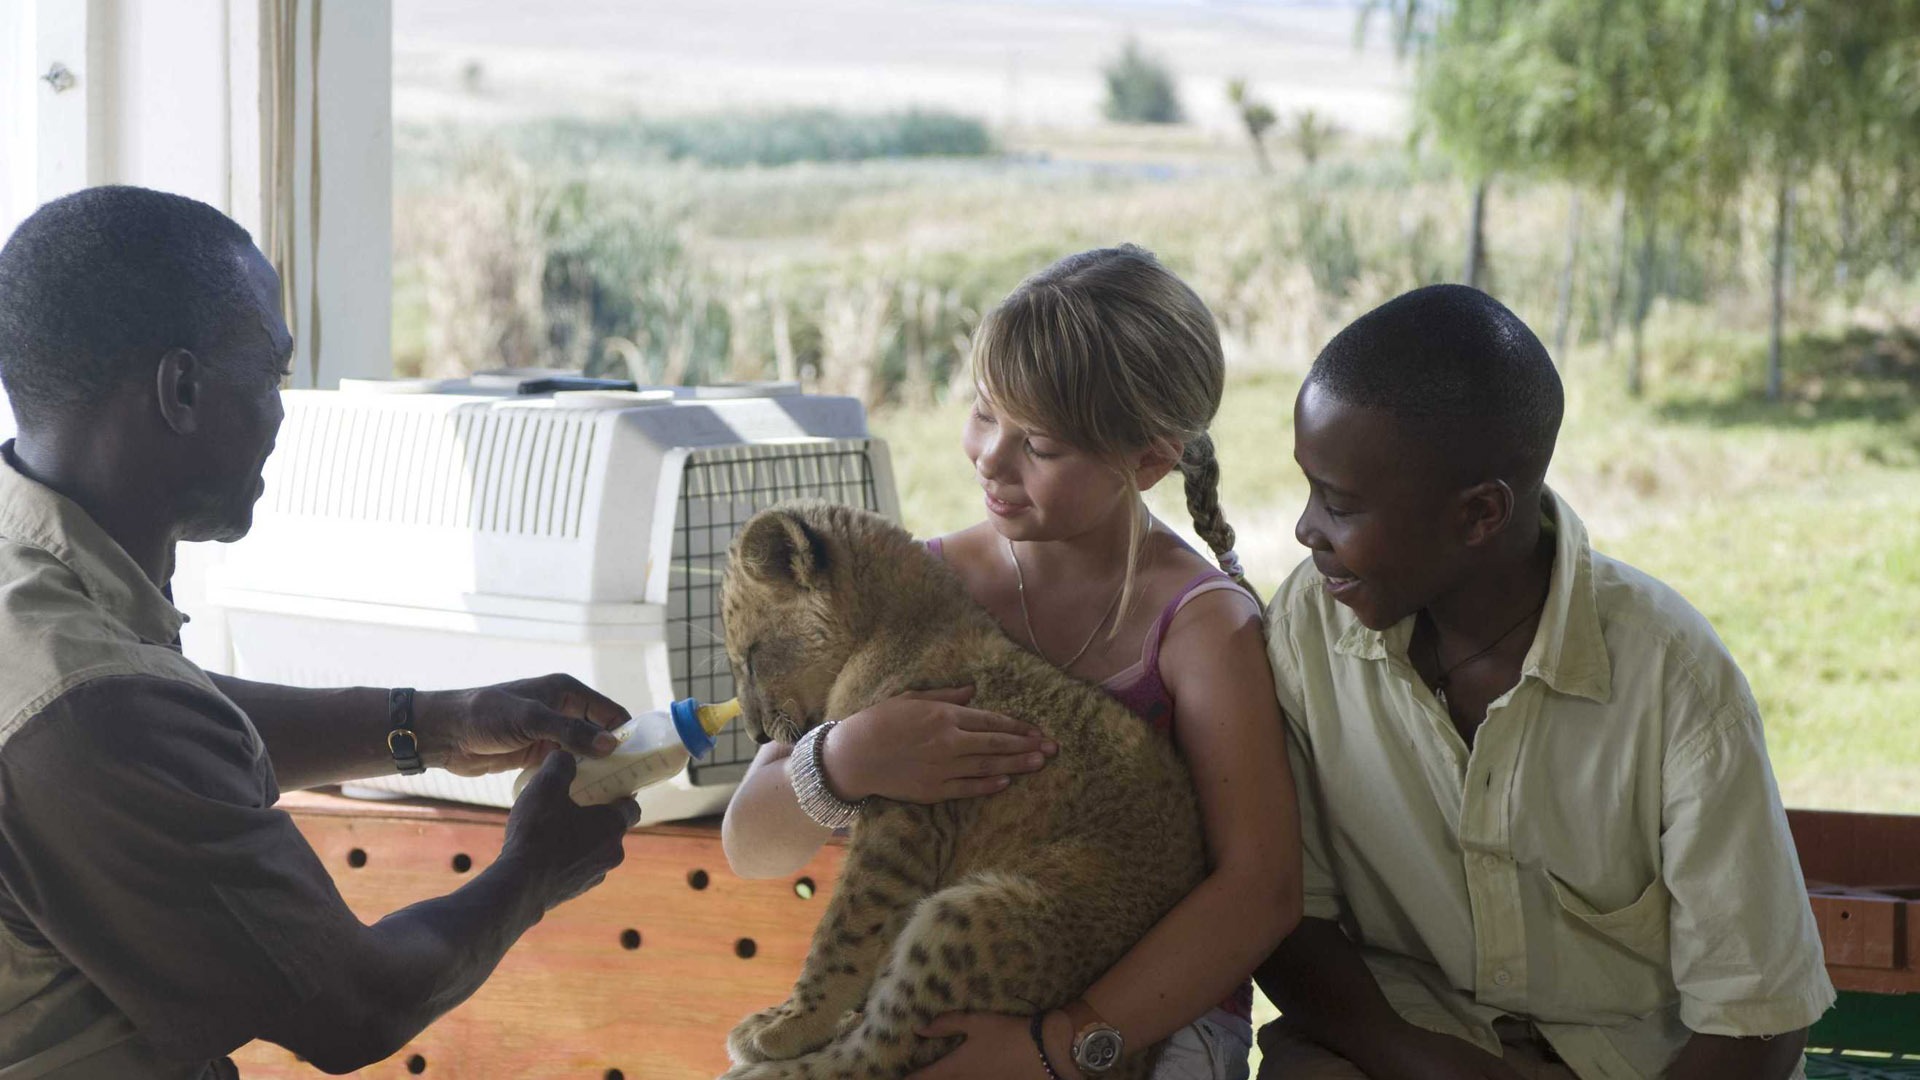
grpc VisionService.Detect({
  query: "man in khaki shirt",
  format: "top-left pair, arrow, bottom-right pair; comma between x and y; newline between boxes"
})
1254,285 -> 1832,1079
0,186 -> 643,1077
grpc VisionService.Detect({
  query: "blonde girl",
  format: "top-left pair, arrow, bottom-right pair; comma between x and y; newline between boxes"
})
722,245 -> 1302,1080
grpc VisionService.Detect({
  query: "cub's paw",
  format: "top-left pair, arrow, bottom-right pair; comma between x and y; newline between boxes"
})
719,1062 -> 813,1080
752,1001 -> 842,1062
728,1004 -> 791,1066
728,1000 -> 840,1064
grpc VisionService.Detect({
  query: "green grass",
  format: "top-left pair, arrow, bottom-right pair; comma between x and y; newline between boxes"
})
875,340 -> 1920,1076
874,333 -> 1920,815
1607,472 -> 1920,812
395,117 -> 1919,813
390,119 -> 1919,1072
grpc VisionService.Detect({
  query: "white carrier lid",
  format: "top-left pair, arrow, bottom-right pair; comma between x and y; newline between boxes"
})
211,387 -> 875,612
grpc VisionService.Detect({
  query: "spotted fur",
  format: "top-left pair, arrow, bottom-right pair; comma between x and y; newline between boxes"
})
718,503 -> 1207,1080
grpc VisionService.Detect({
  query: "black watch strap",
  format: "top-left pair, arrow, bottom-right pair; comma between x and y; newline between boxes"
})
387,687 -> 425,775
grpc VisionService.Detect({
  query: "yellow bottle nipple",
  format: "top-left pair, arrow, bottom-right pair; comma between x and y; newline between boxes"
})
697,698 -> 742,736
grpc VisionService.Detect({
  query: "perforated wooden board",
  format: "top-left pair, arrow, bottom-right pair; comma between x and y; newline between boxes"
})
1791,809 -> 1920,996
231,791 -> 843,1079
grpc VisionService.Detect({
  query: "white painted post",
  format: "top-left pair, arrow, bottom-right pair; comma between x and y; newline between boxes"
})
273,0 -> 392,390
308,0 -> 391,390
31,0 -> 101,202
1,3 -> 42,239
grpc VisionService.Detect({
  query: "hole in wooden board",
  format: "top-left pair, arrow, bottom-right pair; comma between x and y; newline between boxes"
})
406,1053 -> 427,1074
346,848 -> 368,869
620,929 -> 642,951
687,868 -> 710,891
794,876 -> 816,900
451,853 -> 472,873
605,1071 -> 625,1080
735,937 -> 758,960
1839,909 -> 1852,921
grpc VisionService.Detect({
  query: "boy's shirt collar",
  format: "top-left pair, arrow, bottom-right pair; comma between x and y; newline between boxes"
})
1334,487 -> 1612,704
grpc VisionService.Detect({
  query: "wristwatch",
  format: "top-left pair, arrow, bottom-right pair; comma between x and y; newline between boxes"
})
1063,1000 -> 1123,1074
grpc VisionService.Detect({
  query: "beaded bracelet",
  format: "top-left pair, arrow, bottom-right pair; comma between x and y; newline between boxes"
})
788,720 -> 867,829
1029,1011 -> 1064,1080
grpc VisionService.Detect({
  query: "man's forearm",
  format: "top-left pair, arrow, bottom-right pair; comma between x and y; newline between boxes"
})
1253,916 -> 1408,1069
210,675 -> 395,790
255,855 -> 550,1071
1668,1028 -> 1808,1080
364,853 -> 550,1024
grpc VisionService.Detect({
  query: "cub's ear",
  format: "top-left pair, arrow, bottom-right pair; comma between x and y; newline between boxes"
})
734,509 -> 830,589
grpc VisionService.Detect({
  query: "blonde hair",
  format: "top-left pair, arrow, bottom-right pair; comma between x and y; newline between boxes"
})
971,244 -> 1253,616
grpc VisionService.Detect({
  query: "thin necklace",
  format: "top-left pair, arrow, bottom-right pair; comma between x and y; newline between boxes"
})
1423,591 -> 1549,712
1007,537 -> 1127,672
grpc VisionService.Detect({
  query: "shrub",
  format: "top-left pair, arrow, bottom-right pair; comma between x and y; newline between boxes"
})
1102,39 -> 1184,125
505,109 -> 993,170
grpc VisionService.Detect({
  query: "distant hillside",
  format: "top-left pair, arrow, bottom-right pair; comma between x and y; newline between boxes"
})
392,0 -> 1410,136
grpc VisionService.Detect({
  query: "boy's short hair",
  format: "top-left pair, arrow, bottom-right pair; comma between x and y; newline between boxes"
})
1307,284 -> 1563,487
0,185 -> 259,428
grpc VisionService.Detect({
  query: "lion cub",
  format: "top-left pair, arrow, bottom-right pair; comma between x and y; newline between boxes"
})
719,503 -> 1206,1080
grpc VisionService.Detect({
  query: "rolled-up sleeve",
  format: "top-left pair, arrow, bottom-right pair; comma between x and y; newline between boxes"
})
1662,701 -> 1835,1036
0,675 -> 360,1063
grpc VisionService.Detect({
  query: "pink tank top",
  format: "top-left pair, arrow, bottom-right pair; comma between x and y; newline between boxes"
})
926,537 -> 1259,1021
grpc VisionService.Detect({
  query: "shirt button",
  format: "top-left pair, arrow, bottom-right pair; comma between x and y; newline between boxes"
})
1494,970 -> 1513,987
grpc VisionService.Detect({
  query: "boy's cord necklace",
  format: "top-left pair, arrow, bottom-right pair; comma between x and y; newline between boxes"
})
1422,591 -> 1549,711
1007,537 -> 1127,672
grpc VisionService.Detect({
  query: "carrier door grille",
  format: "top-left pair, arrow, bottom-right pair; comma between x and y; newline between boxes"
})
669,440 -> 882,784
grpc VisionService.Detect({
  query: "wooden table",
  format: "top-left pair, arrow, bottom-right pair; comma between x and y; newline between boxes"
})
1791,809 -> 1920,997
232,791 -> 844,1079
233,799 -> 1915,1076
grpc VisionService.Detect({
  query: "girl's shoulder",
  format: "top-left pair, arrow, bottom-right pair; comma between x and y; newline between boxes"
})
1148,538 -> 1261,627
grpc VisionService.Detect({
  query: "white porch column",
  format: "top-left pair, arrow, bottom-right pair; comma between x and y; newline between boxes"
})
3,0 -> 396,672
4,0 -> 392,389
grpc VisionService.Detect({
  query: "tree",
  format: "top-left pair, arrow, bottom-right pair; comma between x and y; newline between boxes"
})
1286,109 -> 1339,168
1226,79 -> 1277,172
1725,1 -> 1920,399
1551,189 -> 1582,360
1366,0 -> 1541,292
1390,0 -> 1757,392
1103,39 -> 1184,125
1372,0 -> 1920,396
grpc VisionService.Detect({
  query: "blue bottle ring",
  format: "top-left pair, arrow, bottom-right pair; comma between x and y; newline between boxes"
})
670,698 -> 716,758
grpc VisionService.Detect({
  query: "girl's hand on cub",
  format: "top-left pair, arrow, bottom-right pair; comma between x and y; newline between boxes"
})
822,686 -> 1056,804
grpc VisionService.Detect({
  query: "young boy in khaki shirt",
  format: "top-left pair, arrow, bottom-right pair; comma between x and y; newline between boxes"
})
1255,285 -> 1833,1079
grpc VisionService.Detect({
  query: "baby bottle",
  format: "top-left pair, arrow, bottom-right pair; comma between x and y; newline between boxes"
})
514,697 -> 742,807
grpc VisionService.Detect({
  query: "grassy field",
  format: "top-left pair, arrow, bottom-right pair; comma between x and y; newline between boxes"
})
881,327 -> 1920,1070
392,0 -> 1920,819
386,7 -> 1918,1065
385,15 -> 1920,1065
877,325 -> 1920,816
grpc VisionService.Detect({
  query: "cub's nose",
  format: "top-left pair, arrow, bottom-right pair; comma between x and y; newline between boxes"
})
740,699 -> 772,744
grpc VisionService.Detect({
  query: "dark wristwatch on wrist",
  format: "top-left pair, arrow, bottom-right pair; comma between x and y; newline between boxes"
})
387,687 -> 425,775
1064,1000 -> 1123,1074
